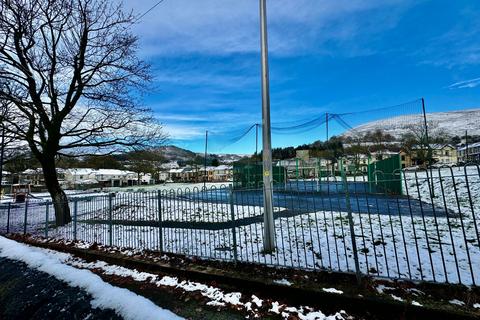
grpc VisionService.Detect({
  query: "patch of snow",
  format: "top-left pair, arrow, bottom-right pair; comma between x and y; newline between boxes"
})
473,303 -> 480,309
322,288 -> 343,294
0,236 -> 182,320
206,301 -> 225,307
251,295 -> 263,307
411,300 -> 422,307
449,299 -> 465,306
376,284 -> 395,294
406,288 -> 425,296
223,292 -> 242,305
270,301 -> 283,314
391,295 -> 404,302
273,278 -> 292,286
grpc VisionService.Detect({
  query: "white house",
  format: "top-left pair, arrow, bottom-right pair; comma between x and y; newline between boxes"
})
64,168 -> 140,188
64,168 -> 96,187
458,141 -> 480,163
90,169 -> 137,187
160,161 -> 180,170
1,171 -> 12,185
158,171 -> 170,182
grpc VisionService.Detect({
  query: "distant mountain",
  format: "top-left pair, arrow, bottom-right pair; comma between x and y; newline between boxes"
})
154,145 -> 196,161
205,153 -> 247,164
342,109 -> 480,139
155,145 -> 248,163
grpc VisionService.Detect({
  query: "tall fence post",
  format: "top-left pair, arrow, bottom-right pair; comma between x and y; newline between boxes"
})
108,193 -> 113,246
340,160 -> 362,285
6,202 -> 11,233
23,200 -> 28,235
229,185 -> 238,263
45,201 -> 49,238
73,199 -> 78,241
157,190 -> 163,253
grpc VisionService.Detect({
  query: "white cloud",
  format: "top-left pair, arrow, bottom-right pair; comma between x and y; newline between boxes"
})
163,123 -> 205,140
448,77 -> 480,89
126,0 -> 413,57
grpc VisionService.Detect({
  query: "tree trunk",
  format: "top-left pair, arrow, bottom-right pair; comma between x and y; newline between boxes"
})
41,159 -> 72,226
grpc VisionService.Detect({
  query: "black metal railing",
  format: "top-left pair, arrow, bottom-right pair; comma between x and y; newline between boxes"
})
1,165 -> 479,286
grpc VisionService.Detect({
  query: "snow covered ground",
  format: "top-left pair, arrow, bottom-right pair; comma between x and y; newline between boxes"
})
403,166 -> 480,217
0,166 -> 479,285
0,236 -> 182,320
0,237 -> 346,320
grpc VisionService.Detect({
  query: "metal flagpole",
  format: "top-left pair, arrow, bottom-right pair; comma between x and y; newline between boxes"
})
259,0 -> 275,252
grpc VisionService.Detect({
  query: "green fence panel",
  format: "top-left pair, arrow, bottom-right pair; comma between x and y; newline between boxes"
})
233,163 -> 285,189
367,154 -> 402,195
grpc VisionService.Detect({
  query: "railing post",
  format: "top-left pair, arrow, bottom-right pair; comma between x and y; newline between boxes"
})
340,160 -> 362,285
108,193 -> 113,246
229,185 -> 238,263
23,200 -> 28,235
157,190 -> 163,253
73,199 -> 78,241
6,202 -> 11,233
45,201 -> 49,238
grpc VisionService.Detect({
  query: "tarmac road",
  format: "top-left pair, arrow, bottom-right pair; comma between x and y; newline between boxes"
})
0,257 -> 121,320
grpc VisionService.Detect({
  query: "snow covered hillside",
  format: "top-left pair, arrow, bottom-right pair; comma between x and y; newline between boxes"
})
343,108 -> 480,139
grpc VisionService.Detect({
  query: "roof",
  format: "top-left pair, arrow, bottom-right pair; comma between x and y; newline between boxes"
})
214,165 -> 233,170
67,168 -> 95,175
412,143 -> 455,150
458,141 -> 480,151
93,169 -> 135,176
21,168 -> 42,174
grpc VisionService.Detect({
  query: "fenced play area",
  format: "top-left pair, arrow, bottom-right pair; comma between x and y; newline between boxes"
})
1,165 -> 479,286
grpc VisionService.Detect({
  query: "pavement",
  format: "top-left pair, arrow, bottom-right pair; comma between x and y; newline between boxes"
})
0,257 -> 121,320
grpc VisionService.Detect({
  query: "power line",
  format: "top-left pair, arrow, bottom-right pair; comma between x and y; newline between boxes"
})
135,0 -> 166,23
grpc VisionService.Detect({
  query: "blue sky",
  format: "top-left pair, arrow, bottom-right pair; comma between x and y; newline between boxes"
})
124,0 -> 480,154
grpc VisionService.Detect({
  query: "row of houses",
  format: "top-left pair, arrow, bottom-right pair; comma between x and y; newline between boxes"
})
1,163 -> 235,192
279,142 -> 478,178
1,168 -> 155,192
347,142 -> 476,170
157,163 -> 233,183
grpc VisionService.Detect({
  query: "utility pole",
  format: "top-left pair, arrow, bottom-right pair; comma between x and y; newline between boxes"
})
255,123 -> 259,157
421,98 -> 434,197
326,112 -> 329,141
204,130 -> 208,190
259,0 -> 275,253
465,130 -> 469,163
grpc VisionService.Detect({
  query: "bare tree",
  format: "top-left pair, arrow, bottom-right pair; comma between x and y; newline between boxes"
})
400,121 -> 443,166
0,102 -> 20,193
0,0 -> 166,225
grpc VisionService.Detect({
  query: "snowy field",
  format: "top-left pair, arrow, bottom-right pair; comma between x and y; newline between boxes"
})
1,166 -> 479,285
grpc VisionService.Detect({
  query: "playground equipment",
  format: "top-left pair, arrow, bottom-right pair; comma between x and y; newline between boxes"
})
12,184 -> 31,203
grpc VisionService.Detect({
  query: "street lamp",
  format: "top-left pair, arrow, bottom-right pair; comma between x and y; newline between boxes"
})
259,0 -> 275,252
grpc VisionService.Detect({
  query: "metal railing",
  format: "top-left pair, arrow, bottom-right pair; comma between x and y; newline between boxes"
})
1,165 -> 479,286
